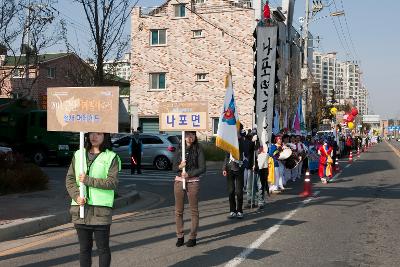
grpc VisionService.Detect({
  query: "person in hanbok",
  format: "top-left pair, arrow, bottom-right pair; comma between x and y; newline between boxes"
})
318,139 -> 333,184
269,135 -> 285,192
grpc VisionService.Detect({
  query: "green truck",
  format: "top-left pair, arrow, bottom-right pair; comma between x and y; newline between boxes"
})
0,99 -> 79,166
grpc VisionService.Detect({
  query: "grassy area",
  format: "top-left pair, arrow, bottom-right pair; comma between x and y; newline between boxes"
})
201,141 -> 226,161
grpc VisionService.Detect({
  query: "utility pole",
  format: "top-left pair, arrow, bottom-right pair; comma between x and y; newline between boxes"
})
301,0 -> 310,130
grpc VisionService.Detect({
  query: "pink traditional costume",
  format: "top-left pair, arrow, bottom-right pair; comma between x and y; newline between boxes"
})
318,141 -> 333,184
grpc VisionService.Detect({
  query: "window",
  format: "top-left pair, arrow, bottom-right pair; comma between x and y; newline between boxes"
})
150,29 -> 166,46
149,73 -> 166,90
192,30 -> 204,38
113,136 -> 131,147
212,118 -> 219,135
196,73 -> 208,82
47,67 -> 56,79
174,4 -> 186,17
195,0 -> 207,3
140,136 -> 163,144
29,113 -> 36,127
167,136 -> 180,144
39,113 -> 47,128
11,68 -> 24,78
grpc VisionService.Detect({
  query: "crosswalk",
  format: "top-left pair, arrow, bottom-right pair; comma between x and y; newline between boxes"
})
118,170 -> 220,183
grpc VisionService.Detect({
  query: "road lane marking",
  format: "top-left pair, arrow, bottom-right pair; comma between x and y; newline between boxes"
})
329,172 -> 341,183
345,164 -> 351,168
385,140 -> 400,158
224,191 -> 320,267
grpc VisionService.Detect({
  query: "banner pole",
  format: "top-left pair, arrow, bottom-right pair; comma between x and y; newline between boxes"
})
182,131 -> 186,190
79,132 -> 86,218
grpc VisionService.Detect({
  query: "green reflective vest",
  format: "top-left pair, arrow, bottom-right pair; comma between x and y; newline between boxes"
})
71,149 -> 121,207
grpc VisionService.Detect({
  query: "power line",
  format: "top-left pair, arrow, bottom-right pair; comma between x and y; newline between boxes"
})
175,0 -> 253,48
339,0 -> 361,65
331,0 -> 354,61
326,2 -> 350,61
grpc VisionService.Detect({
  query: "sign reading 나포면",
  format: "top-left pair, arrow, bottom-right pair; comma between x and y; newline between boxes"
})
47,87 -> 119,133
159,102 -> 208,131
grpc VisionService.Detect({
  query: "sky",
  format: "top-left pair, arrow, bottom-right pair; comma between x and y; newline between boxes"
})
55,0 -> 400,119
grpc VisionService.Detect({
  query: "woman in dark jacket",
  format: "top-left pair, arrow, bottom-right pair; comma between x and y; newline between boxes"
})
66,132 -> 120,267
172,131 -> 206,247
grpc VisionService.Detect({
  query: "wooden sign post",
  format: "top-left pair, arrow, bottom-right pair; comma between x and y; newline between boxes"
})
47,86 -> 119,218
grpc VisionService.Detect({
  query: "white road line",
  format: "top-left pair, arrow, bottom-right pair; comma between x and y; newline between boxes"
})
329,173 -> 341,183
224,191 -> 320,267
345,164 -> 351,168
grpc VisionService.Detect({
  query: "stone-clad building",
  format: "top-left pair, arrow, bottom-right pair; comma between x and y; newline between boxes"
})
130,0 -> 255,136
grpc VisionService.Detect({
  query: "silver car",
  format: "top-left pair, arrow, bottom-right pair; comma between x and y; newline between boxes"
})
112,133 -> 180,170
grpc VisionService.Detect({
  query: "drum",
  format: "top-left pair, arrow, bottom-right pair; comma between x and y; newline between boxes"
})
284,154 -> 300,169
278,148 -> 292,160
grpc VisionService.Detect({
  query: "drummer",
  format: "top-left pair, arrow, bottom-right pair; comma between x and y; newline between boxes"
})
269,135 -> 285,192
294,135 -> 308,181
282,134 -> 292,186
287,135 -> 298,182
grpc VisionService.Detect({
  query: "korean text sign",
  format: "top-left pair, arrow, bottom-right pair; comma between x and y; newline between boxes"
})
47,87 -> 119,133
159,102 -> 208,131
256,25 -> 277,146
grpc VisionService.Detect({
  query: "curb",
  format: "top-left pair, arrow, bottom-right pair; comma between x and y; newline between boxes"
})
0,190 -> 140,242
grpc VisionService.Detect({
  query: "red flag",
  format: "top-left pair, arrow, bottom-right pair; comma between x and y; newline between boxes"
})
263,3 -> 271,20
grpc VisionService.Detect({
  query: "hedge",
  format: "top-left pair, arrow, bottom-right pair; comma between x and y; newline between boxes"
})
0,152 -> 48,195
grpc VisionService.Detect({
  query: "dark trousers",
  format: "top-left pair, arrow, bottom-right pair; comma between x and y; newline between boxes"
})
227,169 -> 244,213
75,224 -> 111,267
130,153 -> 142,174
258,168 -> 269,198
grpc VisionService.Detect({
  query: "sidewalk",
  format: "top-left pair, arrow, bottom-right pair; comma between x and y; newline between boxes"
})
0,172 -> 139,242
0,161 -> 222,242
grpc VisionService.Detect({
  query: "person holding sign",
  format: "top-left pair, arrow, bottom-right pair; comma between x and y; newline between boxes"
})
66,132 -> 121,267
172,131 -> 206,247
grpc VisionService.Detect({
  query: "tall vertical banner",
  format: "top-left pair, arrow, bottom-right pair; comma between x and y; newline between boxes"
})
256,25 -> 277,146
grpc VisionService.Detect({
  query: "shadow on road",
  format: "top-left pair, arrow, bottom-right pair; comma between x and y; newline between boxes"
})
169,246 -> 279,267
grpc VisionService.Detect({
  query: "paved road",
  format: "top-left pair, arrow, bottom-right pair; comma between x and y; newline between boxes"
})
388,139 -> 400,150
1,142 -> 400,266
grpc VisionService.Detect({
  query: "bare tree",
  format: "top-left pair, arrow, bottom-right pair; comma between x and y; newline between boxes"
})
73,0 -> 138,85
0,0 -> 60,98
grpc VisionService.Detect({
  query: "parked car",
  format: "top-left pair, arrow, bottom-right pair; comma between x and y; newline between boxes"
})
112,133 -> 180,170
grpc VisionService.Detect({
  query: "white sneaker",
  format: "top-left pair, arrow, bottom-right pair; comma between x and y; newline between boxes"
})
236,212 -> 244,219
228,212 -> 236,219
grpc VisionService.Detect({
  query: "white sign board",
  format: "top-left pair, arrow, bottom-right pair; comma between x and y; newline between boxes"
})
47,87 -> 119,133
256,25 -> 277,146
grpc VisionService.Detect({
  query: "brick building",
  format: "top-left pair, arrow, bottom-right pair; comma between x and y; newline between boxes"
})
130,0 -> 255,136
0,53 -> 94,105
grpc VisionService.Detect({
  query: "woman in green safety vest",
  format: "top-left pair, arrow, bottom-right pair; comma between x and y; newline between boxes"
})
66,132 -> 121,267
